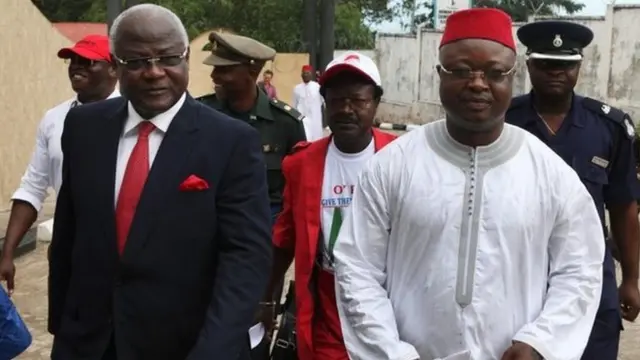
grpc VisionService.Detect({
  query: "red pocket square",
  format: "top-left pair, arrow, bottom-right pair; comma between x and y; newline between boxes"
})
179,175 -> 209,191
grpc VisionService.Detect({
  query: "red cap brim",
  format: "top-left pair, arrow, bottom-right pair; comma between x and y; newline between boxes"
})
57,47 -> 109,61
319,64 -> 373,86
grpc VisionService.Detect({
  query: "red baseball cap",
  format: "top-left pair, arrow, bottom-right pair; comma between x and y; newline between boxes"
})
440,8 -> 516,51
57,34 -> 111,62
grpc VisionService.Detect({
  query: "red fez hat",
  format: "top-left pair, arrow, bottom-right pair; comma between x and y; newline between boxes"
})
302,65 -> 313,72
440,8 -> 516,51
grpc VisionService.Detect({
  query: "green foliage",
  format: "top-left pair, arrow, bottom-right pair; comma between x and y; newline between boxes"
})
398,0 -> 584,30
31,0 -> 376,51
475,0 -> 585,21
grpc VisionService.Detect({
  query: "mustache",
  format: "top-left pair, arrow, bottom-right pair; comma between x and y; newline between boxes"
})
332,114 -> 359,123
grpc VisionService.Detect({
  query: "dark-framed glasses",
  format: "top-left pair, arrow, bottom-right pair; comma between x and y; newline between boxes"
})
436,64 -> 516,83
114,49 -> 188,71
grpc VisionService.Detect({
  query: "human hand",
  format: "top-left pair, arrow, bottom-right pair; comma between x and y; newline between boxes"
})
0,255 -> 16,296
255,302 -> 278,340
619,279 -> 640,321
501,341 -> 542,360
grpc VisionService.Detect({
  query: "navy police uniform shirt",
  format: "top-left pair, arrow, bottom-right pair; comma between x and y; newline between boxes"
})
506,92 -> 640,313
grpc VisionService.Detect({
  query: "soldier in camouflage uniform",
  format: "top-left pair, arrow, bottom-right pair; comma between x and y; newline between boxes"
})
197,31 -> 307,223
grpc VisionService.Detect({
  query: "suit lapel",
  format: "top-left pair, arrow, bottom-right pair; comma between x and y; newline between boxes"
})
97,100 -> 128,262
122,96 -> 200,260
304,138 -> 331,265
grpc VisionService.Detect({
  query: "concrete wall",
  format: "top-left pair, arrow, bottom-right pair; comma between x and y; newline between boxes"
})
0,0 -> 74,211
373,5 -> 640,125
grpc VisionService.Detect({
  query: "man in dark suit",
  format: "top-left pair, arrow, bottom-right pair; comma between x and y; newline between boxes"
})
48,4 -> 272,360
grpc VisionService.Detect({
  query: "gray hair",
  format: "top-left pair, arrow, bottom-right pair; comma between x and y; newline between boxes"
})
109,4 -> 189,55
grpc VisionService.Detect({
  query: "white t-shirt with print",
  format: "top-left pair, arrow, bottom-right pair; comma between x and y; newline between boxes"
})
320,138 -> 375,270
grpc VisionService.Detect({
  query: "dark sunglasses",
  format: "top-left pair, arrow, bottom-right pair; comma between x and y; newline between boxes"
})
64,55 -> 109,68
113,49 -> 188,71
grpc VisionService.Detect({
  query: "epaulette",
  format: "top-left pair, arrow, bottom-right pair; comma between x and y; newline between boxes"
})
270,99 -> 305,121
292,141 -> 311,153
582,97 -> 635,139
507,95 -> 529,112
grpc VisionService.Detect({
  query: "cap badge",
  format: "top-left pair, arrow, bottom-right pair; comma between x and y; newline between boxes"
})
601,104 -> 610,114
553,35 -> 563,48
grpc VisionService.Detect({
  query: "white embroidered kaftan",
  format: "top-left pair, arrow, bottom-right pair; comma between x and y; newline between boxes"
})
333,120 -> 604,360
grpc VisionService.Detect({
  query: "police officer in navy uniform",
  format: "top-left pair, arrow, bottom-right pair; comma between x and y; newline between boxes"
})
507,20 -> 640,359
197,31 -> 306,360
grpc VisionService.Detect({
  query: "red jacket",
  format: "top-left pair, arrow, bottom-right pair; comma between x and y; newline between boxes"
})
273,129 -> 397,359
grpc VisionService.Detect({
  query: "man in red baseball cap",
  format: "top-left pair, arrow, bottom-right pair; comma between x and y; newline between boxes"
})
0,34 -> 119,293
333,8 -> 603,360
57,34 -> 118,104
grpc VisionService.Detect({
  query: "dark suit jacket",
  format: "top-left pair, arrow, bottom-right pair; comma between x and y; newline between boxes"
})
48,95 -> 272,360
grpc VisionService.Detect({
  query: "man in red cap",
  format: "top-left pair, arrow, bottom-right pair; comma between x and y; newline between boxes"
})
293,65 -> 324,141
333,8 -> 604,360
0,34 -> 118,292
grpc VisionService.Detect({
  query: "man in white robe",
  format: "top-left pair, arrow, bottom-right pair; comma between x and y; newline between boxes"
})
293,65 -> 324,141
333,8 -> 604,360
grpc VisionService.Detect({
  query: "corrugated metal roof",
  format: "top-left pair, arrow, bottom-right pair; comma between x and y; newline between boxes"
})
52,22 -> 107,43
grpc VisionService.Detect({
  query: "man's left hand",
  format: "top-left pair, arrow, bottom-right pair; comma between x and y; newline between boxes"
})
619,279 -> 640,321
501,342 -> 542,360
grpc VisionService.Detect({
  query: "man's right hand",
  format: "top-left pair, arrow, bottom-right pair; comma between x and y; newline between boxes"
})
0,255 -> 16,295
256,302 -> 278,339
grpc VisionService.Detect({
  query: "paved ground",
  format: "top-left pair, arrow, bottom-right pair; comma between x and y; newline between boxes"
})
5,238 -> 640,359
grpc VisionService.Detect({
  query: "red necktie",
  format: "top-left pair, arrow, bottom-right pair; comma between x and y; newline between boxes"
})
115,121 -> 155,256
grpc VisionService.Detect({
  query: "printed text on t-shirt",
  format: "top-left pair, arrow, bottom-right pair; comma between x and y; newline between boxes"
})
321,184 -> 355,208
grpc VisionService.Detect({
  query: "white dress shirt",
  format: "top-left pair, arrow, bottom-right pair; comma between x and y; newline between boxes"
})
114,93 -> 186,203
12,90 -> 121,211
334,120 -> 604,360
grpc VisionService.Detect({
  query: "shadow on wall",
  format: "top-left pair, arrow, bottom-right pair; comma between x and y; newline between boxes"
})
188,29 -> 309,105
0,0 -> 74,211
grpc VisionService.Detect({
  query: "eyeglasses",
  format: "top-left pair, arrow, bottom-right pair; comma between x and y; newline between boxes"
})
64,56 -> 108,68
436,64 -> 516,83
113,49 -> 188,71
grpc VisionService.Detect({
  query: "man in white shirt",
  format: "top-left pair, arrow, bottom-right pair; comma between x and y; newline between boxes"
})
333,8 -> 604,360
293,65 -> 324,141
48,4 -> 271,360
0,34 -> 119,293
